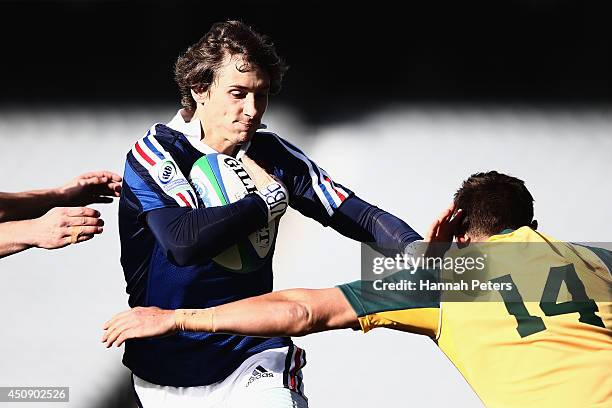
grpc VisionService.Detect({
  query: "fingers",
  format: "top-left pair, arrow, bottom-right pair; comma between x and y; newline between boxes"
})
66,212 -> 103,238
439,204 -> 462,233
241,155 -> 266,176
74,172 -> 123,202
436,204 -> 458,227
104,309 -> 134,329
77,234 -> 94,243
106,326 -> 136,348
438,205 -> 454,223
426,206 -> 450,240
102,307 -> 172,348
63,208 -> 104,245
426,218 -> 441,242
241,154 -> 257,168
105,323 -> 129,347
108,181 -> 122,195
66,226 -> 101,245
426,204 -> 463,243
74,225 -> 103,234
105,172 -> 123,182
242,155 -> 277,190
90,180 -> 122,200
67,234 -> 94,245
78,171 -> 122,183
70,216 -> 104,227
241,155 -> 258,177
103,323 -> 128,347
102,309 -> 142,347
61,211 -> 104,227
65,207 -> 101,218
102,313 -> 119,331
101,314 -> 128,347
448,208 -> 463,235
115,332 -> 131,347
79,175 -> 121,189
449,208 -> 463,228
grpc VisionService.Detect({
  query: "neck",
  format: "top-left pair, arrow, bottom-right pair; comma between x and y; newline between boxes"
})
204,137 -> 239,155
191,106 -> 239,155
459,233 -> 491,245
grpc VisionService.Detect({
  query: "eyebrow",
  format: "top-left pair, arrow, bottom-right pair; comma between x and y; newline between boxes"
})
228,84 -> 270,92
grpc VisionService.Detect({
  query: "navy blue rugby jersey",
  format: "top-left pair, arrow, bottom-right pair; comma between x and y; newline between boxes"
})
119,120 -> 352,386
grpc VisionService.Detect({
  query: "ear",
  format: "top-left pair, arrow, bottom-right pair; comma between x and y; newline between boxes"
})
530,219 -> 538,230
455,232 -> 471,248
190,87 -> 209,105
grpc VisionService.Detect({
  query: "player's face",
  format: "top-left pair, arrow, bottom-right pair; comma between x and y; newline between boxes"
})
198,55 -> 270,147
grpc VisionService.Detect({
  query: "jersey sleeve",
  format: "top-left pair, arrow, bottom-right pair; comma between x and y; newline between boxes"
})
575,244 -> 612,277
122,128 -> 199,219
252,132 -> 353,226
337,267 -> 441,337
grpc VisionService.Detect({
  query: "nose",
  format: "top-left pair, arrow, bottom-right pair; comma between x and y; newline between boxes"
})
243,94 -> 259,119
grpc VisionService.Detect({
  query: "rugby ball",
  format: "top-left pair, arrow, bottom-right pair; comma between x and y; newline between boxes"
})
189,153 -> 277,273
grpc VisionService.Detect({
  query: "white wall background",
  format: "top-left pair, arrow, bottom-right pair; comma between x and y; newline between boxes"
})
0,105 -> 610,407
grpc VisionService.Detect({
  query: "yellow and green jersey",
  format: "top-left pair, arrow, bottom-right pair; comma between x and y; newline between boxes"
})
338,227 -> 612,408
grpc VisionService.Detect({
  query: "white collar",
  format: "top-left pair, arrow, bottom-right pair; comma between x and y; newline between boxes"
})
166,109 -> 217,155
166,108 -> 253,158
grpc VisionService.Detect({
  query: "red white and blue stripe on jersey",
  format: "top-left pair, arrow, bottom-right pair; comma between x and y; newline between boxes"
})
130,126 -> 198,209
283,345 -> 307,397
270,133 -> 349,216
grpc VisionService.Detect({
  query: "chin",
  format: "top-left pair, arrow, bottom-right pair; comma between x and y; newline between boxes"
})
235,131 -> 255,144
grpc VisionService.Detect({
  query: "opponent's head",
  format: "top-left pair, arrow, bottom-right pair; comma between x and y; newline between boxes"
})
175,20 -> 288,147
453,171 -> 536,242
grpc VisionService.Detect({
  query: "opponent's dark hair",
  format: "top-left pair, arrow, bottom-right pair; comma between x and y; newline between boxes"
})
453,171 -> 534,237
174,20 -> 288,111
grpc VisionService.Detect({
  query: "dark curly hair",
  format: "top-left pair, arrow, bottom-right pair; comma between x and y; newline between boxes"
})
454,171 -> 534,237
174,20 -> 288,111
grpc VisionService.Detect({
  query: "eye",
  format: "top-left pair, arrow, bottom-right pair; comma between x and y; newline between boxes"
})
230,90 -> 246,98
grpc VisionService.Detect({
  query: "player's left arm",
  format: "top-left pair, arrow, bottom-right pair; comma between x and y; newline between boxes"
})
102,287 -> 359,347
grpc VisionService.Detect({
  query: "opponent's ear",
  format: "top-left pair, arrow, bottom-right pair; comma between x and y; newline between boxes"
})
191,87 -> 209,105
530,219 -> 538,230
456,233 -> 471,248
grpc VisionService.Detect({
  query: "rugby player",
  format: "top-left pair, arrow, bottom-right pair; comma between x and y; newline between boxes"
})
116,20 -> 421,407
106,171 -> 612,408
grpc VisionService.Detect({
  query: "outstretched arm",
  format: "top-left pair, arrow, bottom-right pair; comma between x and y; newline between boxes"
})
102,204 -> 463,346
102,287 -> 359,347
329,195 -> 422,256
0,207 -> 104,258
0,171 -> 121,222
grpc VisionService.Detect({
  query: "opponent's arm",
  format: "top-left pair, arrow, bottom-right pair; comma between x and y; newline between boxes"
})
103,204 -> 462,346
0,207 -> 104,258
0,171 -> 121,222
102,287 -> 359,347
